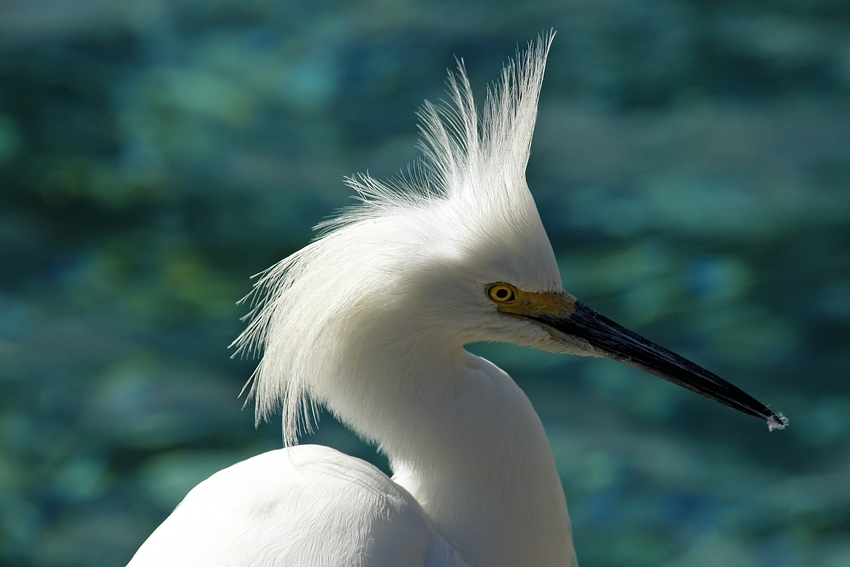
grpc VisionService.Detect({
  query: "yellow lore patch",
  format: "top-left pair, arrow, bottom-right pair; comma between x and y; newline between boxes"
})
486,283 -> 577,319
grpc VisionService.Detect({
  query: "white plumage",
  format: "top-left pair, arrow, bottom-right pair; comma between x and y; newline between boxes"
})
128,446 -> 466,566
128,33 -> 783,567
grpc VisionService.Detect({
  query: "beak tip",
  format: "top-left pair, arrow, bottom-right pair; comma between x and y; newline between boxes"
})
767,413 -> 789,432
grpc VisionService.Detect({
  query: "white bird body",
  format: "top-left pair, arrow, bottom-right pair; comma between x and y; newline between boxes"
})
129,345 -> 574,567
128,33 -> 783,567
127,446 -> 466,566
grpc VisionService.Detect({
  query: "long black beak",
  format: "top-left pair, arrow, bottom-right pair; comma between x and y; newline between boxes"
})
532,300 -> 787,430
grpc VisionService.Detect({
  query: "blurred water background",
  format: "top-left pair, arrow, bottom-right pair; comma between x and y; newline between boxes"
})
1,1 -> 849,566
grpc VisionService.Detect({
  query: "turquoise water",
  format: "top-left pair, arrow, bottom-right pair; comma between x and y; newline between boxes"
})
1,1 -> 849,565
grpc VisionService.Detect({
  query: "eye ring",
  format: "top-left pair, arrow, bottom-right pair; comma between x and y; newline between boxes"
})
486,283 -> 517,303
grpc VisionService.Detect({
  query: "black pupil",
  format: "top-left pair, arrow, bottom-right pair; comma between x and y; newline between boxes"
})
496,288 -> 508,299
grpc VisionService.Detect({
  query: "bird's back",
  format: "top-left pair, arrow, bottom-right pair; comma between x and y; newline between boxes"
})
127,445 -> 466,567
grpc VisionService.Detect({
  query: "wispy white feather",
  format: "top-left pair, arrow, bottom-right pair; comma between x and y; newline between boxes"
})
231,32 -> 556,447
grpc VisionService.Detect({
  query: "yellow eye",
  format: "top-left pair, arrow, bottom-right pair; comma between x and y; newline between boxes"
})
486,283 -> 517,303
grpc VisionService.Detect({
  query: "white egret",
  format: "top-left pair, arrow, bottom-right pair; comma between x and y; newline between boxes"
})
127,34 -> 786,567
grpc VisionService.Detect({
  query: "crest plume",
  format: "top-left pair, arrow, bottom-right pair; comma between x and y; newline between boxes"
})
231,32 -> 555,446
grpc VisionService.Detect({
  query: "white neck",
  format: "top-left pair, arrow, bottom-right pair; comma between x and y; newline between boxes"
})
318,335 -> 577,567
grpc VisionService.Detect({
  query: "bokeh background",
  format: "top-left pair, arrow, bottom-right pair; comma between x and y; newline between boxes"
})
1,1 -> 849,566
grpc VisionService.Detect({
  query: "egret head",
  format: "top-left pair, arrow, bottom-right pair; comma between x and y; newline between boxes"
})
233,33 -> 785,447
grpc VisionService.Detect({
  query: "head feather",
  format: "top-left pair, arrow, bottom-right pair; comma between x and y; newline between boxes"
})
231,33 -> 556,446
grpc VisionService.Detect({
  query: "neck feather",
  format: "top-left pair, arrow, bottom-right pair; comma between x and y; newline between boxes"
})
321,336 -> 576,567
